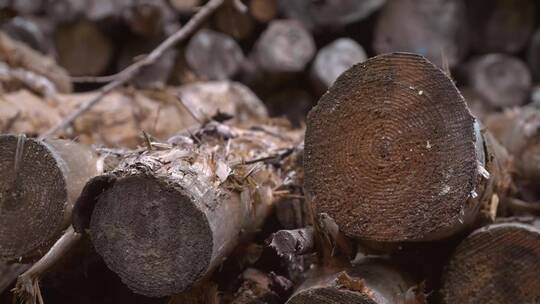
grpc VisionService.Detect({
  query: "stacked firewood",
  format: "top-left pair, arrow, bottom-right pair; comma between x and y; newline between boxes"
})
1,1 -> 540,304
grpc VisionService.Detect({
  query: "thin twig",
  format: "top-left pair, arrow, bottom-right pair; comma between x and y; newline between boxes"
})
13,226 -> 82,304
39,0 -> 225,140
70,74 -> 120,83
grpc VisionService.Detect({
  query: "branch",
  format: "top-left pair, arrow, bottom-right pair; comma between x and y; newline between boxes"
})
39,0 -> 225,140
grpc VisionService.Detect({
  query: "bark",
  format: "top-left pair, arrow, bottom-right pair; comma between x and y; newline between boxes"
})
441,221 -> 540,304
278,0 -> 385,31
286,259 -> 425,304
464,54 -> 531,109
486,107 -> 540,186
466,0 -> 537,54
304,53 -> 512,243
186,29 -> 245,80
310,38 -> 367,93
0,31 -> 71,93
373,0 -> 467,69
0,82 -> 267,147
0,135 -> 99,261
53,19 -> 114,77
85,122 -> 303,297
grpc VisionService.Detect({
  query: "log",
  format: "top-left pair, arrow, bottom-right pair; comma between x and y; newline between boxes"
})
267,227 -> 315,257
485,108 -> 540,183
169,0 -> 201,14
10,0 -> 43,15
251,19 -> 315,75
0,82 -> 267,147
310,38 -> 367,93
373,0 -> 467,68
122,0 -> 179,37
249,0 -> 277,23
466,0 -> 537,54
286,259 -> 424,304
185,29 -> 245,80
213,0 -> 255,40
0,31 -> 72,93
304,53 -> 512,242
0,135 -> 99,261
2,17 -> 50,55
54,19 -> 114,76
441,221 -> 540,303
527,28 -> 540,82
266,89 -> 314,127
85,122 -> 303,296
229,268 -> 284,304
464,54 -> 531,108
278,0 -> 385,31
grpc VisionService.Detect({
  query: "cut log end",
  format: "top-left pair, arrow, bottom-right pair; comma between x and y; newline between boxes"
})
441,222 -> 540,303
0,135 -> 67,260
305,53 -> 478,242
89,174 -> 213,297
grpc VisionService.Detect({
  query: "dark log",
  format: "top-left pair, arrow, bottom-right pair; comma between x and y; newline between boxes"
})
310,38 -> 367,93
464,54 -> 531,109
251,19 -> 315,75
466,0 -> 536,54
186,29 -> 245,80
441,221 -> 540,304
278,0 -> 385,31
117,37 -> 178,88
304,53 -> 512,242
266,89 -> 314,127
527,28 -> 540,82
0,31 -> 72,93
373,0 -> 467,68
1,17 -> 50,55
249,0 -> 277,23
214,0 -> 255,40
229,268 -> 284,304
286,259 -> 424,304
122,0 -> 180,37
87,122 -> 303,296
10,0 -> 43,15
0,135 -> 98,261
54,19 -> 114,76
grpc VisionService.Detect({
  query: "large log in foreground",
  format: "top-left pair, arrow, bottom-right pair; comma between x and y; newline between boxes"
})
286,259 -> 424,304
441,221 -> 540,303
304,53 -> 511,243
0,135 -> 98,261
85,122 -> 303,297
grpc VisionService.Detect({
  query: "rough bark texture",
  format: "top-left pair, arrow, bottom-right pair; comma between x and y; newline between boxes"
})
465,54 -> 531,109
0,135 -> 98,261
286,259 -> 423,304
0,82 -> 267,147
441,221 -> 540,303
186,29 -> 245,80
310,38 -> 367,93
466,0 -> 537,54
54,19 -> 113,76
304,52 -> 511,242
373,0 -> 467,68
87,122 -> 303,296
278,0 -> 385,31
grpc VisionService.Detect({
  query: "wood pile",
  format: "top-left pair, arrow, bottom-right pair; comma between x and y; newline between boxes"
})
1,1 -> 540,303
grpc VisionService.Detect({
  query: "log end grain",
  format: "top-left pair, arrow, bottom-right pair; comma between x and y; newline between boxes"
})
89,175 -> 213,297
441,222 -> 540,303
304,52 -> 479,242
0,135 -> 67,260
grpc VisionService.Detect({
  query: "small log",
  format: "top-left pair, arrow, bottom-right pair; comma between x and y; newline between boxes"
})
214,0 -> 255,40
86,122 -> 303,296
267,227 -> 315,257
45,0 -> 86,24
169,0 -> 201,14
0,135 -> 99,261
464,54 -> 531,108
2,17 -> 50,54
304,53 -> 512,242
286,259 -> 424,304
186,29 -> 245,80
310,38 -> 367,92
441,221 -> 540,303
486,108 -> 540,183
249,0 -> 277,23
373,0 -> 467,68
251,19 -> 315,75
466,0 -> 537,54
54,19 -> 114,76
122,0 -> 180,37
278,0 -> 385,31
0,31 -> 72,93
